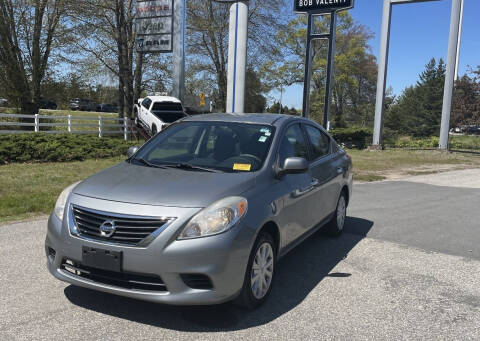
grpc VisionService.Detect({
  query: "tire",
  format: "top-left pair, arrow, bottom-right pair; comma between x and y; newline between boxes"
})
151,125 -> 157,136
235,232 -> 276,309
134,110 -> 139,127
326,191 -> 347,237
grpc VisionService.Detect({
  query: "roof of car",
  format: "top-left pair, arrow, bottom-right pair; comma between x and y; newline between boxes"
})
147,96 -> 182,103
182,113 -> 305,126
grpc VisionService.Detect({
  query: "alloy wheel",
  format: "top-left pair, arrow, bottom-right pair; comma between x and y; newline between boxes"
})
251,242 -> 274,299
337,196 -> 346,231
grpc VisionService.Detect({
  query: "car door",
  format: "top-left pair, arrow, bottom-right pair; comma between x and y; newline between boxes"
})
275,123 -> 320,245
303,123 -> 342,223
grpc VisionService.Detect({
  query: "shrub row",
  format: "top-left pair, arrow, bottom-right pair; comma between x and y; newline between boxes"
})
386,135 -> 480,150
387,136 -> 440,149
330,127 -> 373,149
0,133 -> 137,164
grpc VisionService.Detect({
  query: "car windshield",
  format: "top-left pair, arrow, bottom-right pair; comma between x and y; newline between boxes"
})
133,121 -> 275,172
153,112 -> 186,123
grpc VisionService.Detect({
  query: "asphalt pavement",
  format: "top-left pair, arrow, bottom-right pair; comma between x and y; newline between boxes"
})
1,169 -> 479,340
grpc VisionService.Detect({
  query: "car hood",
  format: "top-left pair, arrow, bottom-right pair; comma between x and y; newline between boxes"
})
73,161 -> 256,208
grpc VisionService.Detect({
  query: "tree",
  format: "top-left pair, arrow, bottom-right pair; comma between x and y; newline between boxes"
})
244,68 -> 267,113
385,58 -> 446,137
67,0 -> 143,118
451,71 -> 480,127
271,12 -> 378,127
186,0 -> 288,111
0,0 -> 67,116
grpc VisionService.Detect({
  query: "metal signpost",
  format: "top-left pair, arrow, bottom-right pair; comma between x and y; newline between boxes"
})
136,0 -> 174,53
136,0 -> 185,103
295,0 -> 354,128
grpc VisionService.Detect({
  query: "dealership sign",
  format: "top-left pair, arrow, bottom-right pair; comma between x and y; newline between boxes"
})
136,0 -> 174,53
294,0 -> 354,14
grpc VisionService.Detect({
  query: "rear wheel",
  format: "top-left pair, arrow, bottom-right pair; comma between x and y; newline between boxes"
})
326,191 -> 347,237
235,232 -> 276,309
134,109 -> 139,127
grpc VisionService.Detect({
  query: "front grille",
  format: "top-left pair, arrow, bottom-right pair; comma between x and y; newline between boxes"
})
72,206 -> 172,246
61,259 -> 167,292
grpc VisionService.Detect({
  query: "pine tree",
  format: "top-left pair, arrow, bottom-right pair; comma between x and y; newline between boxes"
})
385,58 -> 446,137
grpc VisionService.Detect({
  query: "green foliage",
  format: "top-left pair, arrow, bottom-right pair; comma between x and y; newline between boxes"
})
449,135 -> 480,150
245,69 -> 268,113
385,58 -> 446,137
266,103 -> 299,115
386,135 -> 480,150
451,72 -> 480,127
388,136 -> 440,149
330,127 -> 372,149
0,134 -> 137,164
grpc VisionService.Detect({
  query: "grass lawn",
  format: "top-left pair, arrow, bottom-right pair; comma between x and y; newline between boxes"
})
0,157 -> 124,223
1,149 -> 480,223
349,149 -> 480,182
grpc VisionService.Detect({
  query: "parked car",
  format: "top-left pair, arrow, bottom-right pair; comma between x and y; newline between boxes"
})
39,98 -> 57,110
134,95 -> 187,135
69,98 -> 96,111
97,103 -> 117,113
0,98 -> 7,107
46,113 -> 353,308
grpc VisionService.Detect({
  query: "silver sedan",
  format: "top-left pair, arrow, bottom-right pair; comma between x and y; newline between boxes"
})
45,113 -> 353,308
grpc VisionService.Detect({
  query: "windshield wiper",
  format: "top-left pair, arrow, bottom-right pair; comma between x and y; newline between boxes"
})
164,163 -> 223,173
134,158 -> 168,169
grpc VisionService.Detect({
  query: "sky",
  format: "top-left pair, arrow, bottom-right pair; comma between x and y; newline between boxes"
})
280,0 -> 480,110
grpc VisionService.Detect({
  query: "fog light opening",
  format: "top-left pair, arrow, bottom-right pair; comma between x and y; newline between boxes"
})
181,274 -> 213,290
47,247 -> 56,262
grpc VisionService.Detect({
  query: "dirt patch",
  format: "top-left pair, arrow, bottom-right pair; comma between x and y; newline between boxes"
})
355,164 -> 477,183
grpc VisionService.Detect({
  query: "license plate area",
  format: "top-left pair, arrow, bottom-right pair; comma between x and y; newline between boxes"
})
82,247 -> 122,272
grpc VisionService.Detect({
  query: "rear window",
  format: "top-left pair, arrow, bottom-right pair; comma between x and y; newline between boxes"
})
151,102 -> 183,111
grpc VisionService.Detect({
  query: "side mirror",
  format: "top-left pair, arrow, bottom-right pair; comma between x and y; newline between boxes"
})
127,146 -> 139,158
277,157 -> 309,178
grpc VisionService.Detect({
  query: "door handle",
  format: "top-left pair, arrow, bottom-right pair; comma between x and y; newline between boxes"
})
292,178 -> 319,198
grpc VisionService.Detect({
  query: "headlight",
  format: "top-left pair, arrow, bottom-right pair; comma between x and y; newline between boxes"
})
54,182 -> 80,221
178,197 -> 248,240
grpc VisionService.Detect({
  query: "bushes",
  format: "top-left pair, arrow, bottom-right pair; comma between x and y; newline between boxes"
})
0,133 -> 137,164
386,135 -> 480,150
387,136 -> 440,149
330,127 -> 373,149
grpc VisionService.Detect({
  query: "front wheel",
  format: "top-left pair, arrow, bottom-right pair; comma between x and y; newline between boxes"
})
326,192 -> 347,237
235,232 -> 276,309
151,125 -> 157,136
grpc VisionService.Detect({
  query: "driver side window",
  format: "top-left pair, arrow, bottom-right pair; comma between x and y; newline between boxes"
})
278,124 -> 309,166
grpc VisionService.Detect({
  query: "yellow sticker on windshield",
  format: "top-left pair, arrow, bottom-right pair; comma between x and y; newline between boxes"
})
233,163 -> 251,171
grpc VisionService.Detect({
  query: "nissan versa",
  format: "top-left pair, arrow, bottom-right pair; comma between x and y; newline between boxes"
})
45,113 -> 353,308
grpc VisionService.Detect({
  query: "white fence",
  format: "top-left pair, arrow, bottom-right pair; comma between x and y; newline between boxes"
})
0,113 -> 130,140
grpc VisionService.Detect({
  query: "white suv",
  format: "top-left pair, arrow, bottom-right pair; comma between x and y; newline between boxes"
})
134,96 -> 187,135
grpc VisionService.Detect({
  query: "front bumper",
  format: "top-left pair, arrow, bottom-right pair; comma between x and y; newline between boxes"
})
45,195 -> 254,305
